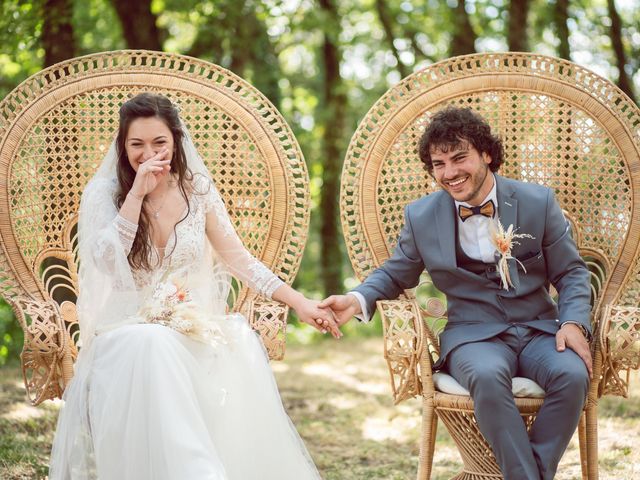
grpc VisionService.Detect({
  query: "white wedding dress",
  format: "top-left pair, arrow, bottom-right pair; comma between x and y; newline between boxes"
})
49,168 -> 321,479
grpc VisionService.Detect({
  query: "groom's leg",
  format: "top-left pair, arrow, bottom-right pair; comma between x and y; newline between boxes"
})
446,337 -> 540,480
519,332 -> 589,480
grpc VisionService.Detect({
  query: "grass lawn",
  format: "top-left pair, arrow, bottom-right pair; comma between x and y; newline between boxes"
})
1,337 -> 639,479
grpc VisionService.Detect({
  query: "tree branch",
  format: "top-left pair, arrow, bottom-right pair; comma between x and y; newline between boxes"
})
375,0 -> 410,78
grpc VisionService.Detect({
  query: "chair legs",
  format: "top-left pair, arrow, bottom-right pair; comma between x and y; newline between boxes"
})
417,396 -> 437,480
577,405 -> 600,480
585,404 -> 599,480
578,412 -> 588,479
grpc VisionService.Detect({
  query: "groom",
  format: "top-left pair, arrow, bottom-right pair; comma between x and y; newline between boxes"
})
322,107 -> 592,479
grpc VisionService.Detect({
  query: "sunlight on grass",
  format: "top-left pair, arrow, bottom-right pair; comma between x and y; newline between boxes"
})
362,412 -> 420,442
326,394 -> 358,410
0,341 -> 639,479
302,362 -> 388,395
1,402 -> 47,421
270,362 -> 290,373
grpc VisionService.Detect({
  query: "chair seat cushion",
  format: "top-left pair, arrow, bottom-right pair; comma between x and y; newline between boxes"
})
433,372 -> 545,398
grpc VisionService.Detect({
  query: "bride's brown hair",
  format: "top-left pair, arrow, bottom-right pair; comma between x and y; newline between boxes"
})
115,93 -> 193,270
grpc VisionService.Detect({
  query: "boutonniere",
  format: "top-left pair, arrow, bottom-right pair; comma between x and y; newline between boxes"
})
490,220 -> 535,290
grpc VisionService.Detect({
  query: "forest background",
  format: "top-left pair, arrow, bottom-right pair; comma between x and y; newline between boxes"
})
1,0 -> 639,364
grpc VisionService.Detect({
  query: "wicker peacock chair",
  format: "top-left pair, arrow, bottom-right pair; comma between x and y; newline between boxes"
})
340,53 -> 640,479
0,50 -> 309,406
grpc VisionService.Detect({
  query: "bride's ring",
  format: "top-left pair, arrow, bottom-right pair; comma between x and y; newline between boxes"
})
315,318 -> 325,325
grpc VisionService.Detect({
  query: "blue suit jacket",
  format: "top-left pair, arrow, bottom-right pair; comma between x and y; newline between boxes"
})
354,174 -> 592,368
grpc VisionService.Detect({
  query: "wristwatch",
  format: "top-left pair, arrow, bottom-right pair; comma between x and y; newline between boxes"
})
561,321 -> 591,342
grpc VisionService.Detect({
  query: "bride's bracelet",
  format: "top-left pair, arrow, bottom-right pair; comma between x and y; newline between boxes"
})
127,191 -> 144,201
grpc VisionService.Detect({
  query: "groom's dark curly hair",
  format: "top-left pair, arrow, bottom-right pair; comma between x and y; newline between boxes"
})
418,107 -> 504,176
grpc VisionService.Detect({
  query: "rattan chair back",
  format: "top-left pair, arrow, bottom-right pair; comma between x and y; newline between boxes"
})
0,50 -> 309,404
343,52 -> 639,362
341,53 -> 640,479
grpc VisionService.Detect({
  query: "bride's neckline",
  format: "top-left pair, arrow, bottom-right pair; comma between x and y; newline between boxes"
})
151,201 -> 190,253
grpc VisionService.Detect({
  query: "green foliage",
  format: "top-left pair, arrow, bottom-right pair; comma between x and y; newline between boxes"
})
0,298 -> 21,366
0,0 -> 44,98
0,367 -> 58,478
72,0 -> 126,54
1,0 -> 639,346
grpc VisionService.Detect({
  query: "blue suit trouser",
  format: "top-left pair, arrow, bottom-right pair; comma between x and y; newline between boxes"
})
446,324 -> 589,480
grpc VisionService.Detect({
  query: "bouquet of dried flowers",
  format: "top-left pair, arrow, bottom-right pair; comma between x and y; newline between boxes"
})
134,272 -> 226,345
490,220 -> 535,290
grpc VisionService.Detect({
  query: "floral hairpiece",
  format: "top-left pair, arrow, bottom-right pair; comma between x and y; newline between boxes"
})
490,220 -> 535,290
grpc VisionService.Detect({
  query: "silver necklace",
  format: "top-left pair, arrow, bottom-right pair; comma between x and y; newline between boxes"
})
147,189 -> 169,219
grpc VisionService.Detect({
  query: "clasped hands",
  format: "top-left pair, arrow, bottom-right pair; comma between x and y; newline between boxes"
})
293,294 -> 362,339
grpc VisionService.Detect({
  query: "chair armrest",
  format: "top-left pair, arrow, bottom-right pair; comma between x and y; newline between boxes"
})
242,294 -> 289,361
5,296 -> 71,405
378,298 -> 425,404
598,304 -> 640,398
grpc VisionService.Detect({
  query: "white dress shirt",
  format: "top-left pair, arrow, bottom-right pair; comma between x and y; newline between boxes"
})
350,174 -> 499,323
455,174 -> 498,263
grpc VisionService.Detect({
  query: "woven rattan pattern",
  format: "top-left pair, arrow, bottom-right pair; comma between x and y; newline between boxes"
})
600,305 -> 640,397
9,89 -> 276,269
343,54 -> 640,307
341,53 -> 640,480
378,93 -> 631,264
0,51 -> 309,403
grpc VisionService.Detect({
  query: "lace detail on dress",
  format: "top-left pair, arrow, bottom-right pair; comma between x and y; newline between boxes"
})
114,214 -> 138,255
127,175 -> 283,301
93,237 -> 116,268
194,174 -> 285,300
247,259 -> 285,298
196,175 -> 235,237
131,203 -> 205,291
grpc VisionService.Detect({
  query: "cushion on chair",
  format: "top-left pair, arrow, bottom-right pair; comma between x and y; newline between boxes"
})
432,372 -> 545,398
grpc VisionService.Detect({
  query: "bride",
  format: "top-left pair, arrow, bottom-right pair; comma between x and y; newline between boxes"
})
49,93 -> 340,479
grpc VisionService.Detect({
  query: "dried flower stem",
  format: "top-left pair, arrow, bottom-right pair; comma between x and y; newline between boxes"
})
490,220 -> 535,290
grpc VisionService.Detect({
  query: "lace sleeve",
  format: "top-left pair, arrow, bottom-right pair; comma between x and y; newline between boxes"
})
77,176 -> 139,347
198,176 -> 285,299
114,214 -> 138,256
79,178 -> 136,272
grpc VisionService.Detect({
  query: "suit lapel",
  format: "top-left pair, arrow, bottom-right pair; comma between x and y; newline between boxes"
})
432,191 -> 500,288
495,175 -> 520,291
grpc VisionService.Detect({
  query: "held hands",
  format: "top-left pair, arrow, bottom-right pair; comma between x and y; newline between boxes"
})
556,323 -> 593,378
130,147 -> 172,198
318,294 -> 362,328
292,295 -> 343,339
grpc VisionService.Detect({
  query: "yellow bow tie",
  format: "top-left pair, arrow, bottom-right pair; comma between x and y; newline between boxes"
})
458,200 -> 495,222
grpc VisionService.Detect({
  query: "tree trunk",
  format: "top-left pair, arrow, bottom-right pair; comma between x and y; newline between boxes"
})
375,0 -> 409,78
186,22 -> 224,61
228,0 -> 250,76
41,0 -> 78,309
554,0 -> 570,60
507,0 -> 530,52
246,10 -> 282,109
318,0 -> 346,297
42,0 -> 75,67
607,0 -> 637,103
185,0 -> 281,110
450,0 -> 477,57
111,0 -> 162,50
